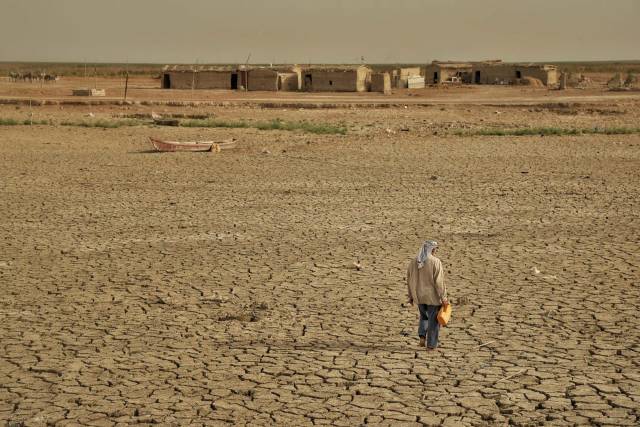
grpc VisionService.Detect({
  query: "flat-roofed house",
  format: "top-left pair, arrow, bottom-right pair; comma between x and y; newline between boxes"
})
396,67 -> 422,88
301,65 -> 372,92
424,61 -> 472,84
161,65 -> 245,90
371,72 -> 391,94
470,63 -> 558,86
246,66 -> 301,91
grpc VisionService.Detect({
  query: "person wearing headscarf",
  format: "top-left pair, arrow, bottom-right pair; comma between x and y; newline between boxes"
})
407,240 -> 448,350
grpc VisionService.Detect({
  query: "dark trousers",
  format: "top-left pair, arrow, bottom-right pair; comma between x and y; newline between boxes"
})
418,304 -> 441,349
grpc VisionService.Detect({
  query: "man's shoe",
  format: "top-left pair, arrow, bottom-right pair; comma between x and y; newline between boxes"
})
419,337 -> 426,347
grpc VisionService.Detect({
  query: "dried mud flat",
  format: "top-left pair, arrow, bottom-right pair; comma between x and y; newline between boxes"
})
1,98 -> 639,426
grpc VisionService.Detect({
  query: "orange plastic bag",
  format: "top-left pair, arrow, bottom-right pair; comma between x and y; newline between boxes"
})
437,303 -> 452,326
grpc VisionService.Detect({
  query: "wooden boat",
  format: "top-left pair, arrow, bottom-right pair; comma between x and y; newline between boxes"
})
215,139 -> 237,150
149,137 -> 237,153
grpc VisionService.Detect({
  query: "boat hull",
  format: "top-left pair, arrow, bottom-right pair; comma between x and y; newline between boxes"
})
149,137 -> 213,152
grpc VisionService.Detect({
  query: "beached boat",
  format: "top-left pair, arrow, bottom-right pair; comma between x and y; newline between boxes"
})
149,137 -> 237,153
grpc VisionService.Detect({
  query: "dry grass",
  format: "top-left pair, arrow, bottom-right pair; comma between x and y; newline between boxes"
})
456,126 -> 640,137
60,119 -> 139,128
0,62 -> 162,77
550,61 -> 640,74
181,118 -> 347,135
0,117 -> 52,126
1,116 -> 347,134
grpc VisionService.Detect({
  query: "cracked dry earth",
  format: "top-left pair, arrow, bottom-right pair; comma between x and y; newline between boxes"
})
1,113 -> 639,426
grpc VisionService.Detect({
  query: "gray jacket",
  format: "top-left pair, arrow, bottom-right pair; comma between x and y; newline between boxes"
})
406,255 -> 447,305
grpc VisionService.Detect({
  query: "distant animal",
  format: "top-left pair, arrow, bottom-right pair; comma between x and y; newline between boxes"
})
8,71 -> 18,82
44,73 -> 58,83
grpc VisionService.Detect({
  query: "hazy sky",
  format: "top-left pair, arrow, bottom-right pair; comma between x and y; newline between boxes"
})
1,0 -> 638,63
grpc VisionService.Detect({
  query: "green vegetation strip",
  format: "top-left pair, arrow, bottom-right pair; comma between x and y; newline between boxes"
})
181,118 -> 347,135
0,118 -> 52,126
0,117 -> 346,134
180,119 -> 250,129
60,119 -> 139,128
456,127 -> 640,137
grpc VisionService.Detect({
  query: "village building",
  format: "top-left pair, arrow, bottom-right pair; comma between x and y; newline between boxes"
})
423,61 -> 472,84
161,61 -> 558,91
390,70 -> 398,87
161,65 -> 246,90
246,66 -> 301,91
470,63 -> 558,86
277,71 -> 300,91
395,67 -> 422,88
422,61 -> 558,86
371,72 -> 391,94
301,65 -> 371,92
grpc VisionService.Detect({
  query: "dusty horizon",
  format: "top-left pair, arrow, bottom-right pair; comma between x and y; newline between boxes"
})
1,0 -> 639,64
1,59 -> 640,66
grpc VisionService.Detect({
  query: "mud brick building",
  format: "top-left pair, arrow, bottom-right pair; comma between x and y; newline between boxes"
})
246,67 -> 301,91
161,65 -> 246,90
301,65 -> 371,92
470,62 -> 558,86
424,61 -> 473,84
422,61 -> 558,86
395,67 -> 422,88
371,72 -> 391,94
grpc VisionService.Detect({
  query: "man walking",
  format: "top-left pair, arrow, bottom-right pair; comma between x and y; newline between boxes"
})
407,240 -> 448,350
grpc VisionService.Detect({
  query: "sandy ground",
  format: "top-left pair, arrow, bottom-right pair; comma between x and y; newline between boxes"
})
1,90 -> 639,426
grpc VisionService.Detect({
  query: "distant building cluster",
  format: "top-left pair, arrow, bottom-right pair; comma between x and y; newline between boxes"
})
161,60 -> 558,93
424,60 -> 558,86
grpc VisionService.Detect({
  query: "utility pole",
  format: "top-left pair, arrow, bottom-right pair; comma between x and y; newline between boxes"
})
192,59 -> 198,92
244,53 -> 251,91
123,60 -> 129,101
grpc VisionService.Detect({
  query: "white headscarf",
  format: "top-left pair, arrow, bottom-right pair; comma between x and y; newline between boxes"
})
416,240 -> 438,268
